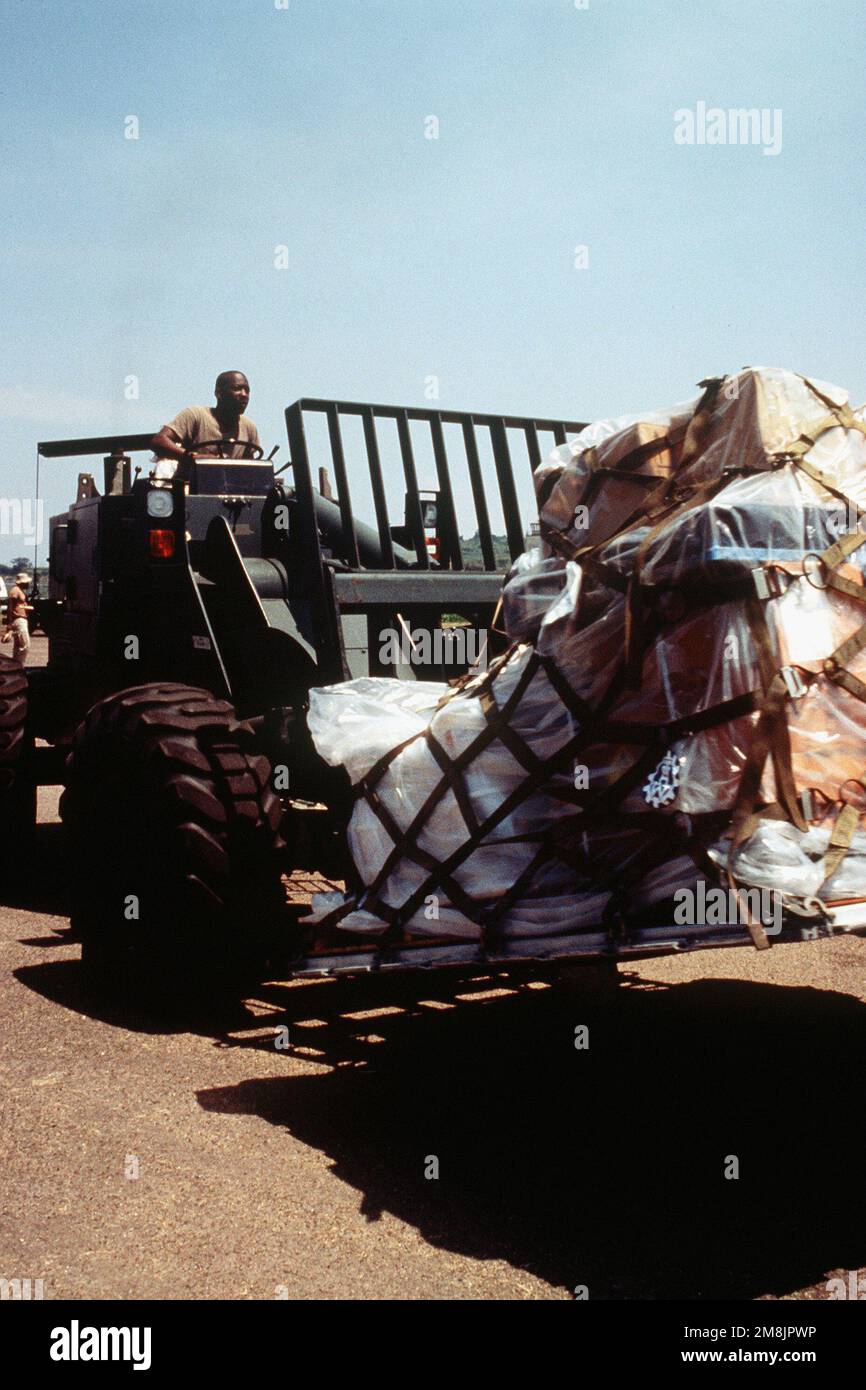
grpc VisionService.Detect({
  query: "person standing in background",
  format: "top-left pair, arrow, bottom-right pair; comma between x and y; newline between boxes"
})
3,572 -> 33,664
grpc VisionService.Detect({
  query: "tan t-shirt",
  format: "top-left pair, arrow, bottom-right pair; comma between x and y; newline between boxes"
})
7,586 -> 29,622
163,405 -> 261,459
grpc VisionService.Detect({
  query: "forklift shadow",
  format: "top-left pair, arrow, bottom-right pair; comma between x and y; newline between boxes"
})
14,958 -> 210,1035
198,974 -> 866,1300
2,822 -> 70,916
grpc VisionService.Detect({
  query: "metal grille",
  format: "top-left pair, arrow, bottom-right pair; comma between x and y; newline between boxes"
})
284,398 -> 586,574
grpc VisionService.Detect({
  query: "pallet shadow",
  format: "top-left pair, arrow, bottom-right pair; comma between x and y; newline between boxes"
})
198,975 -> 866,1299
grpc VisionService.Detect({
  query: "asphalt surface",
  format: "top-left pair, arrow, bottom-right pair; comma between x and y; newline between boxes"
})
1,640 -> 864,1300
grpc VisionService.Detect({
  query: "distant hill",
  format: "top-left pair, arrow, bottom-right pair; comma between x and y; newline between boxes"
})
460,533 -> 517,571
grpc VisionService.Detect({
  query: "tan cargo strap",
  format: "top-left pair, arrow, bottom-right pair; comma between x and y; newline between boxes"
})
784,403 -> 866,459
562,467 -> 866,622
728,601 -> 808,866
538,519 -> 636,587
323,377 -> 866,946
689,839 -> 771,949
820,599 -> 866,707
541,382 -> 730,615
624,473 -> 736,681
826,617 -> 866,672
527,386 -> 866,928
437,641 -> 518,706
591,432 -> 679,476
729,881 -> 771,950
793,452 -> 866,513
676,376 -> 726,466
598,814 -> 748,943
817,525 -> 866,571
728,668 -> 800,861
801,376 -> 854,414
730,507 -> 866,871
583,462 -> 671,492
537,398 -> 698,543
538,519 -> 584,566
823,660 -> 866,704
822,567 -> 866,604
822,801 -> 861,884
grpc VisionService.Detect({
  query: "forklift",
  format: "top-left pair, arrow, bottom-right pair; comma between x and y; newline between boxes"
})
9,398 -> 584,1003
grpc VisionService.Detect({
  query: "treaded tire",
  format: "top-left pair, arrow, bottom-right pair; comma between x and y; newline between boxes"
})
0,652 -> 32,854
60,683 -> 285,1008
0,652 -> 28,793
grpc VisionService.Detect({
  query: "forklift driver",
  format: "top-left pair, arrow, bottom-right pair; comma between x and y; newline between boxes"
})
150,371 -> 262,481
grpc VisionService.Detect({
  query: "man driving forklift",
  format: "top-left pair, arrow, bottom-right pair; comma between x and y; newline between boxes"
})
151,371 -> 262,480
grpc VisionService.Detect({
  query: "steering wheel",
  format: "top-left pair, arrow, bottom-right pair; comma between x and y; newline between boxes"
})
191,438 -> 264,461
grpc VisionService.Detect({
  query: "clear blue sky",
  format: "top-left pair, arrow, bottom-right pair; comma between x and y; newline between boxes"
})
1,0 -> 864,557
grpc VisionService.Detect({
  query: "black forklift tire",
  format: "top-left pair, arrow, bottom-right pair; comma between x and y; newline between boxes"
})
0,652 -> 28,774
0,653 -> 31,839
60,683 -> 285,1007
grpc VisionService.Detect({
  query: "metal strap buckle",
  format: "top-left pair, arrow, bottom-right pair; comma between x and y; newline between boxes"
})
752,566 -> 785,601
781,665 -> 807,698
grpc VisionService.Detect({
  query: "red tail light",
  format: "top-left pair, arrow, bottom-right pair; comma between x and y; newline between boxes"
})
149,529 -> 175,559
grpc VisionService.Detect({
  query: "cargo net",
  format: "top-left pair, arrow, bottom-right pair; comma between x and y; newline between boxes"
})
305,368 -> 866,951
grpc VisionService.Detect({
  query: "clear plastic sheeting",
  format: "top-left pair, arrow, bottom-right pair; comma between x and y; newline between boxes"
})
305,368 -> 866,943
710,818 -> 866,903
500,552 -> 578,644
307,677 -> 444,784
636,464 -> 866,586
540,369 -> 860,559
308,660 -> 608,939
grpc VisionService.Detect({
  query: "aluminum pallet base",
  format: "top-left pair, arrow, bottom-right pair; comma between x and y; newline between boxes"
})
279,909 -> 866,980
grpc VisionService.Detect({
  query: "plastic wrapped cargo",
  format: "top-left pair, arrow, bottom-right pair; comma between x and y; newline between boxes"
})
304,367 -> 866,943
